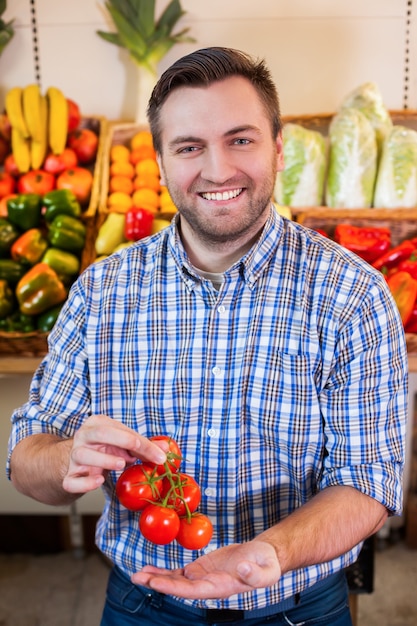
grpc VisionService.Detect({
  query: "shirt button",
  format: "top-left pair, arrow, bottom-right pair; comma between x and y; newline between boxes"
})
212,366 -> 221,376
207,428 -> 217,437
204,487 -> 215,497
218,305 -> 226,313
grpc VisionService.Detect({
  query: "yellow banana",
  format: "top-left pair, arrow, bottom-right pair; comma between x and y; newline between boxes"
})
23,83 -> 43,142
47,86 -> 68,155
30,94 -> 49,169
5,87 -> 30,138
11,127 -> 31,173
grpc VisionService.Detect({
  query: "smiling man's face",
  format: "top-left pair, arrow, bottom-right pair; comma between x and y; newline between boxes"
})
157,76 -> 284,247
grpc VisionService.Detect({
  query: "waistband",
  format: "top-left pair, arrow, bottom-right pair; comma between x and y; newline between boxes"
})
108,565 -> 347,622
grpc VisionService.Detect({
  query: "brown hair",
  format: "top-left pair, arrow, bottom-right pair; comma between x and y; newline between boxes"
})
147,46 -> 282,153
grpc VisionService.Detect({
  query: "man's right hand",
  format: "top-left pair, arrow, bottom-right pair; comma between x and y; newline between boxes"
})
63,414 -> 167,494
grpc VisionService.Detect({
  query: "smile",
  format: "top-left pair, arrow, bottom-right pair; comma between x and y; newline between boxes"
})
200,188 -> 243,201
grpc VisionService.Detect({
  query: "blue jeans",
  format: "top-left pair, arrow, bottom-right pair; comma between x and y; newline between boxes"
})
101,566 -> 353,625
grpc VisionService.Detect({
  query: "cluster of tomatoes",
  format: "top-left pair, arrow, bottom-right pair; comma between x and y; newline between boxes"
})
116,435 -> 213,550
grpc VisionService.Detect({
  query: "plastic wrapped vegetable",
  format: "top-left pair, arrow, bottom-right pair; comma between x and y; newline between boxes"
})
339,82 -> 392,153
373,125 -> 417,208
274,123 -> 326,207
325,108 -> 377,208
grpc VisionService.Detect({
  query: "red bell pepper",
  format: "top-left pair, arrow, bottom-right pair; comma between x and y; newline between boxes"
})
124,207 -> 154,241
372,238 -> 417,272
404,300 -> 417,333
396,251 -> 417,280
334,224 -> 391,264
386,271 -> 417,327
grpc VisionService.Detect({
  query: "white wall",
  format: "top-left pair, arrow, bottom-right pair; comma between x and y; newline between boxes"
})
0,0 -> 413,121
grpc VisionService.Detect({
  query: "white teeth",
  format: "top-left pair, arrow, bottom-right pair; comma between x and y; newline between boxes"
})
201,188 -> 243,201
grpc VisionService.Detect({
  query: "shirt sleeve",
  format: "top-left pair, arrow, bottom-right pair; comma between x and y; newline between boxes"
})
6,277 -> 91,479
318,273 -> 408,515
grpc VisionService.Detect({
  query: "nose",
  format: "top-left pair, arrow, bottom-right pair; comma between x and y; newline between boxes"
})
200,146 -> 237,184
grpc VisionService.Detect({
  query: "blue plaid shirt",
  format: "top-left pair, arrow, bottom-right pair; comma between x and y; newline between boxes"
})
8,207 -> 407,611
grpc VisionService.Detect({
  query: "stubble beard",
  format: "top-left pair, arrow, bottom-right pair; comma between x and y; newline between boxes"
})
163,167 -> 277,247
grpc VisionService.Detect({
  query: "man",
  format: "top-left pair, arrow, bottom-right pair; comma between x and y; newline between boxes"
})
8,48 -> 407,625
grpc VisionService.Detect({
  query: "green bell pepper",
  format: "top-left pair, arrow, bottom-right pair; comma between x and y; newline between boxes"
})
7,193 -> 43,230
0,310 -> 36,332
43,189 -> 82,223
41,247 -> 80,276
16,262 -> 67,316
0,218 -> 20,258
36,303 -> 64,332
0,279 -> 15,319
48,214 -> 87,253
11,228 -> 49,266
0,259 -> 26,285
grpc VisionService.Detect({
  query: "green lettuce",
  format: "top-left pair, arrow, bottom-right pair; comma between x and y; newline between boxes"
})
340,82 -> 392,153
274,123 -> 326,207
325,108 -> 377,208
374,125 -> 417,208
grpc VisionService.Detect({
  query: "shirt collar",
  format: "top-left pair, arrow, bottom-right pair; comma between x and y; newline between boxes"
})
168,205 -> 284,290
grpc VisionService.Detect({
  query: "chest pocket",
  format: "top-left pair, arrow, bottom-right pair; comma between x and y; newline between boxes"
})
243,348 -> 323,461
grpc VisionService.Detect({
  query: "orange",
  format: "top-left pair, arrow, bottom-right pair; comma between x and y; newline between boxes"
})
107,191 -> 133,210
133,173 -> 161,194
130,145 -> 157,164
131,129 -> 154,150
109,175 -> 134,195
110,161 -> 135,178
132,188 -> 160,211
159,187 -> 174,208
110,144 -> 131,163
135,158 -> 160,178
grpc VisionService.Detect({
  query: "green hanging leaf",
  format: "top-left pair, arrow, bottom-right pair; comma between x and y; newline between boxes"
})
97,0 -> 195,69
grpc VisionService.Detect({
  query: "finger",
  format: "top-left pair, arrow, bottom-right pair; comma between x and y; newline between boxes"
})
63,472 -> 104,494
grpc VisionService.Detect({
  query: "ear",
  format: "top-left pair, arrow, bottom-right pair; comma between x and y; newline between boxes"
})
275,132 -> 284,172
156,154 -> 166,185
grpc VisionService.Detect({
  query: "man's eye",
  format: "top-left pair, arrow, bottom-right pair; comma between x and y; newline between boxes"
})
234,138 -> 251,145
178,145 -> 198,154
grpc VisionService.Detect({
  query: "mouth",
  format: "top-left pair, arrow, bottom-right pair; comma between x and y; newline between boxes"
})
199,188 -> 244,201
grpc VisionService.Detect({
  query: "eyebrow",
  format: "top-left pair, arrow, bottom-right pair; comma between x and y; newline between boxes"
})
168,125 -> 262,150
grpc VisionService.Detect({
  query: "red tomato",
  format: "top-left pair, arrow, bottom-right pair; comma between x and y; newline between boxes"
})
67,98 -> 82,132
149,435 -> 182,473
56,167 -> 93,205
17,169 -> 55,195
44,148 -> 78,175
67,128 -> 98,164
176,513 -> 213,550
116,463 -> 163,511
162,472 -> 201,516
139,504 -> 180,545
4,154 -> 19,177
0,172 -> 16,198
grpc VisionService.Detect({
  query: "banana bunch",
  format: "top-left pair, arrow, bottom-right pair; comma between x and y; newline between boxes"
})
5,84 -> 68,173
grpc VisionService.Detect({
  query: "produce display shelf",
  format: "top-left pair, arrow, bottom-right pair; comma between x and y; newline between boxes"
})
0,116 -> 106,358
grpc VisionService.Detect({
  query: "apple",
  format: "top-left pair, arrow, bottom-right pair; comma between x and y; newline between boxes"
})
0,112 -> 11,141
44,147 -> 78,175
67,128 -> 98,164
67,98 -> 82,132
